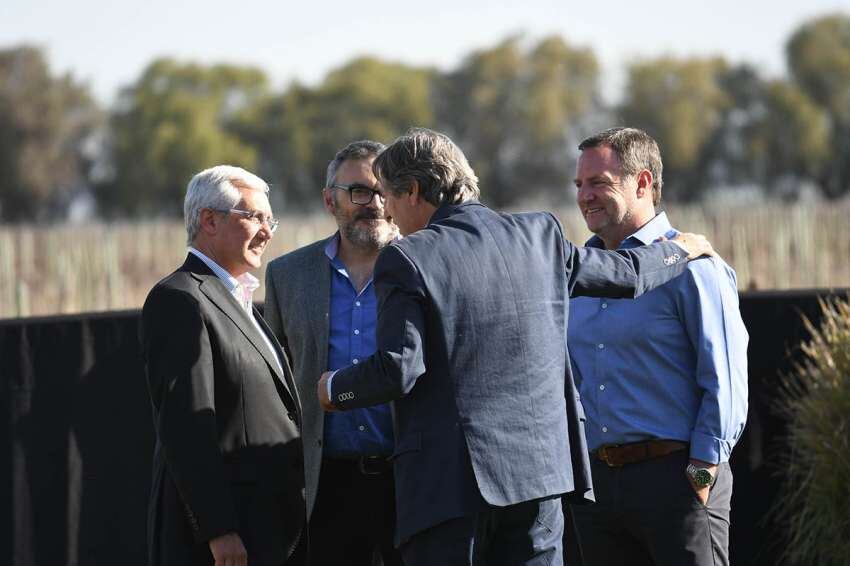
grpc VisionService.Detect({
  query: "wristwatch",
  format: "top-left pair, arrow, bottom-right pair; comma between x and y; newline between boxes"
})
686,463 -> 716,488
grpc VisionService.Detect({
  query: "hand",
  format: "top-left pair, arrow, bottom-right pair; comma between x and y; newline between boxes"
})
686,459 -> 718,506
208,532 -> 247,566
317,371 -> 337,412
665,232 -> 718,260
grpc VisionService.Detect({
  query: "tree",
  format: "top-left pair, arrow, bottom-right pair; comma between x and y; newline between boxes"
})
757,80 -> 831,191
436,35 -> 601,207
619,56 -> 730,201
97,58 -> 268,216
242,57 -> 435,209
787,14 -> 850,197
697,66 -> 830,199
0,46 -> 101,221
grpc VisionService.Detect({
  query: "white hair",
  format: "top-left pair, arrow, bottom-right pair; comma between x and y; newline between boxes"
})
184,165 -> 269,245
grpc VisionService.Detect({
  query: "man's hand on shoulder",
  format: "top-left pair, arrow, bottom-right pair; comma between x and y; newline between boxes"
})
317,371 -> 338,412
664,232 -> 718,260
209,532 -> 247,566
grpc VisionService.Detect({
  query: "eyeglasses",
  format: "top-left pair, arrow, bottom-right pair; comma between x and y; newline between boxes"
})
218,208 -> 280,234
330,183 -> 385,205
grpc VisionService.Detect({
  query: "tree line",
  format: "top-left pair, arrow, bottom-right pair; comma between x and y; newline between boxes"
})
1,13 -> 848,222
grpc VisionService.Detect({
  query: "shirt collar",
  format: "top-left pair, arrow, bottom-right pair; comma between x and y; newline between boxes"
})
585,211 -> 675,250
324,232 -> 341,262
188,247 -> 259,307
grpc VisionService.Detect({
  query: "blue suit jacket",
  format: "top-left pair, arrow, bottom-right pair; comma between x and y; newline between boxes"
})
331,201 -> 689,543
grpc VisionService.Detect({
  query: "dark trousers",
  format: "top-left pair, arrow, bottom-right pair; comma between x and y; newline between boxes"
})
400,497 -> 564,566
308,458 -> 403,566
571,450 -> 732,566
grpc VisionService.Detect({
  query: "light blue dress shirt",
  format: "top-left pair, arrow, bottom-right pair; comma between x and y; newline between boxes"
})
322,235 -> 394,458
568,213 -> 748,464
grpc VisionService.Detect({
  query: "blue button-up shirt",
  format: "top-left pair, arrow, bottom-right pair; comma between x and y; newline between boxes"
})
568,212 -> 748,464
322,235 -> 394,458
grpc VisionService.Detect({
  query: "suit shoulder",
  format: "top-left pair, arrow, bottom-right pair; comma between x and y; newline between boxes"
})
509,210 -> 564,230
144,272 -> 202,312
267,237 -> 330,274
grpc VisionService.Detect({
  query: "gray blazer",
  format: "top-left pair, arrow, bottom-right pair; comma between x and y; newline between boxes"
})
264,237 -> 333,517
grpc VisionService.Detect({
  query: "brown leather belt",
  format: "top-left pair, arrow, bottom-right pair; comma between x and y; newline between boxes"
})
593,439 -> 687,467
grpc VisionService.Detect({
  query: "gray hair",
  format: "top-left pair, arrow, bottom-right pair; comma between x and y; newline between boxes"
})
184,165 -> 269,245
373,128 -> 480,207
325,140 -> 386,188
578,127 -> 664,206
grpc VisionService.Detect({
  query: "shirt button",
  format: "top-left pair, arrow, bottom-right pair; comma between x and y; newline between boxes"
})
602,426 -> 608,433
354,329 -> 360,335
597,343 -> 604,350
352,358 -> 359,364
599,384 -> 605,391
601,303 -> 608,309
355,301 -> 361,307
358,425 -> 365,432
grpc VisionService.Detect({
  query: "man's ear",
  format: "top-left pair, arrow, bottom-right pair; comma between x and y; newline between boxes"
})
635,169 -> 653,199
408,180 -> 421,205
322,188 -> 336,215
199,208 -> 220,235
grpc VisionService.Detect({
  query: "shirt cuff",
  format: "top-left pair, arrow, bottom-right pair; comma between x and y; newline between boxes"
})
690,431 -> 732,464
326,370 -> 338,402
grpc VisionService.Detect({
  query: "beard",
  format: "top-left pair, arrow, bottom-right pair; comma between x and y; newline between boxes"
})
338,208 -> 398,250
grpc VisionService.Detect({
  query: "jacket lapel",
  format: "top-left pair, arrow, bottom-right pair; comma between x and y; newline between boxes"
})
182,254 -> 294,401
253,304 -> 302,413
307,242 -> 332,378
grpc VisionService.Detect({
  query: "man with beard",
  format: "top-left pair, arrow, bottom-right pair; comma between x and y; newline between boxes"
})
265,140 -> 403,566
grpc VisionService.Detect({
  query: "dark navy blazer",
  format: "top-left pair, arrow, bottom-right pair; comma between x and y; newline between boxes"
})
331,201 -> 688,543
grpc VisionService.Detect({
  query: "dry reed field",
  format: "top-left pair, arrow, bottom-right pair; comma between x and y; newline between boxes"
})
1,202 -> 848,319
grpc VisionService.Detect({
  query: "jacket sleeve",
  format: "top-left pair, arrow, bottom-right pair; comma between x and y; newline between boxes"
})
566,237 -> 690,299
330,245 -> 427,410
142,287 -> 237,542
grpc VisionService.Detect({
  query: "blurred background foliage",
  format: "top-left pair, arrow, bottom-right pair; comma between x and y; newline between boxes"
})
1,13 -> 849,221
774,296 -> 850,565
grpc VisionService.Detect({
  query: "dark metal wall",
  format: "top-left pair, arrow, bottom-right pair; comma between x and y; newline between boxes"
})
1,290 -> 846,566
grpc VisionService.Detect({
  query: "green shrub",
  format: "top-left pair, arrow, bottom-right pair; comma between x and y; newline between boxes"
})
775,296 -> 850,565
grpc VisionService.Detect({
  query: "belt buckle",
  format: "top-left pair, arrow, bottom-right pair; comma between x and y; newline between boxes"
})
358,456 -> 387,476
598,444 -> 622,467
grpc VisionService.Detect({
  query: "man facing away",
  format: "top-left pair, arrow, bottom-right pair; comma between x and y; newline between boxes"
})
141,165 -> 306,566
264,141 -> 403,565
315,127 -> 717,566
568,127 -> 748,566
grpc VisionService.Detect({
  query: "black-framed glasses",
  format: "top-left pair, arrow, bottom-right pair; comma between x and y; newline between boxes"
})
217,208 -> 280,234
330,183 -> 385,205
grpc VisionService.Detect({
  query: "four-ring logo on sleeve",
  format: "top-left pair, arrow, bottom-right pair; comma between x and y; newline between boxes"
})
663,253 -> 681,266
338,391 -> 355,402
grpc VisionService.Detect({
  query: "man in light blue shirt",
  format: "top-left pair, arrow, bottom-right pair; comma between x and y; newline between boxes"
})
568,128 -> 748,566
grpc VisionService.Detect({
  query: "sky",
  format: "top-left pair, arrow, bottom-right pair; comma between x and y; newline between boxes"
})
2,0 -> 849,105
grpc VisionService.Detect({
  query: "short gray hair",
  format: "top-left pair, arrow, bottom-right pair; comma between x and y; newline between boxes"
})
184,165 -> 269,245
325,140 -> 386,188
373,128 -> 479,207
578,127 -> 664,206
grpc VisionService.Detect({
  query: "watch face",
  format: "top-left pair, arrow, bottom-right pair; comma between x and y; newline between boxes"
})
694,469 -> 713,487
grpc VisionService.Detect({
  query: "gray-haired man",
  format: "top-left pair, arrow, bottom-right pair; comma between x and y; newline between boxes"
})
142,165 -> 306,566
